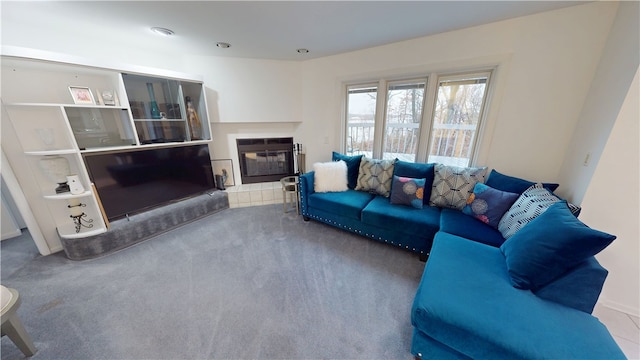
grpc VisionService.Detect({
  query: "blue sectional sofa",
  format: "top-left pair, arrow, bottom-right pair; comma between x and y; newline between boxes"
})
299,154 -> 625,359
300,157 -> 441,256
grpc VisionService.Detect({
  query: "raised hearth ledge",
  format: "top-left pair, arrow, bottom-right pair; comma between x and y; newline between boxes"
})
59,191 -> 229,260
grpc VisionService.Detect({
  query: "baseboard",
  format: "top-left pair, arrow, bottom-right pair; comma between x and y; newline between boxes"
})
48,244 -> 64,254
599,299 -> 640,318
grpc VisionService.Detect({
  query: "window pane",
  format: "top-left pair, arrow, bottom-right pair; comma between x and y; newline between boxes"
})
428,76 -> 488,167
346,85 -> 377,157
382,81 -> 425,162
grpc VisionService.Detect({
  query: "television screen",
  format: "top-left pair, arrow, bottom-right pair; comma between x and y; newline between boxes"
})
83,145 -> 215,221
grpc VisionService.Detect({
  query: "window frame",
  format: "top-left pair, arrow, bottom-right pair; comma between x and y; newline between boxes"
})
343,67 -> 494,167
344,83 -> 379,158
380,78 -> 428,162
423,70 -> 493,166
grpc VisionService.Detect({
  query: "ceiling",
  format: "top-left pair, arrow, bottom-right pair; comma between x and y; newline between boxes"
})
1,1 -> 589,61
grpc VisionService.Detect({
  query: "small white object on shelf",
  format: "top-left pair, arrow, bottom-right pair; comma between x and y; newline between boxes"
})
67,174 -> 85,195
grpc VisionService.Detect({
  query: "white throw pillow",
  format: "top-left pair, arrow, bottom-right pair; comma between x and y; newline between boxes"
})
313,161 -> 349,193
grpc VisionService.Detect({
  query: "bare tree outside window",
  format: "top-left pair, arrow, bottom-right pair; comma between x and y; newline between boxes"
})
343,70 -> 492,166
346,85 -> 377,157
428,76 -> 489,167
382,81 -> 426,162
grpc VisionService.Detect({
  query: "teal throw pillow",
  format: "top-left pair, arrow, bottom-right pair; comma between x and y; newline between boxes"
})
390,176 -> 426,209
462,183 -> 519,229
332,152 -> 363,189
500,201 -> 616,290
485,169 -> 559,194
355,157 -> 396,197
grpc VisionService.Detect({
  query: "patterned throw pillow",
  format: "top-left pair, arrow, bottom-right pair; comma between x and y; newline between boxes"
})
355,157 -> 396,197
393,160 -> 435,204
390,176 -> 426,209
498,183 -> 560,239
462,183 -> 519,229
429,164 -> 488,210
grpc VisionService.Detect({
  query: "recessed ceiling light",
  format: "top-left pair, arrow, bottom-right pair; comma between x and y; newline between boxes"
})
297,48 -> 309,54
216,42 -> 231,49
151,27 -> 174,36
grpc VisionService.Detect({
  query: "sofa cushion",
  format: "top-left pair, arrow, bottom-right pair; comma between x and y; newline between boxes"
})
306,189 -> 375,221
485,169 -> 559,194
533,257 -> 608,314
313,161 -> 348,193
497,183 -> 559,239
393,161 -> 435,202
332,152 -> 363,189
439,208 -> 505,247
500,201 -> 616,290
355,157 -> 396,197
361,196 -> 440,238
390,176 -> 425,209
429,164 -> 488,210
411,232 -> 625,360
462,183 -> 519,229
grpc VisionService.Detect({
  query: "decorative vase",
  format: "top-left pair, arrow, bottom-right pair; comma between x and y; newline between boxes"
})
146,83 -> 162,119
185,96 -> 202,140
67,174 -> 85,195
39,156 -> 71,193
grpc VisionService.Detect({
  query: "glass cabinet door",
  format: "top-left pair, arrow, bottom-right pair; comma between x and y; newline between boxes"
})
122,74 -> 209,144
65,107 -> 136,150
122,74 -> 186,144
180,80 -> 210,141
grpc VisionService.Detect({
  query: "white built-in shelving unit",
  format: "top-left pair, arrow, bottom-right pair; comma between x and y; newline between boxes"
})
1,50 -> 212,245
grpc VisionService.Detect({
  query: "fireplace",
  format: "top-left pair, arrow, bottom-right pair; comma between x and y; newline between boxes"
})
237,137 -> 294,184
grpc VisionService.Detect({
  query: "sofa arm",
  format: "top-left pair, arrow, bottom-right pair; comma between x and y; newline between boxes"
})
299,172 -> 315,215
533,256 -> 607,314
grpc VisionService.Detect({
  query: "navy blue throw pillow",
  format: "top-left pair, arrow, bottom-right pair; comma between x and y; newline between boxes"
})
332,152 -> 363,189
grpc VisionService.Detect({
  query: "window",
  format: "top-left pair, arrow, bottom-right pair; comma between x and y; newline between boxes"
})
344,70 -> 492,167
427,74 -> 490,167
345,85 -> 377,157
382,80 -> 426,162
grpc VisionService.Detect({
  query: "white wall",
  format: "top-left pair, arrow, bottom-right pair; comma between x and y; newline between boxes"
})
581,68 -> 639,316
557,1 -> 640,204
182,56 -> 303,183
297,2 -> 618,184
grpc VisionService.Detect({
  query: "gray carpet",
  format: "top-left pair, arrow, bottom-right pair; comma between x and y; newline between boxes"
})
1,204 -> 425,359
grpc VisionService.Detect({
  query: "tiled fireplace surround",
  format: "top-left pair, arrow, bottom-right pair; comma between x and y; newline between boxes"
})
224,181 -> 285,208
224,132 -> 300,208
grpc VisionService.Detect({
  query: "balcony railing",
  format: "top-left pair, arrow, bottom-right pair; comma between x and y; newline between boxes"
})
347,122 -> 476,166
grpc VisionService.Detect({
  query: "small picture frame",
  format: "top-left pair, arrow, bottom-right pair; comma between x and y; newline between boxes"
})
69,86 -> 95,105
212,159 -> 235,187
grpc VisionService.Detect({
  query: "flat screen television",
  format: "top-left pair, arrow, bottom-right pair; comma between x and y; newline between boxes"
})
83,144 -> 215,221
